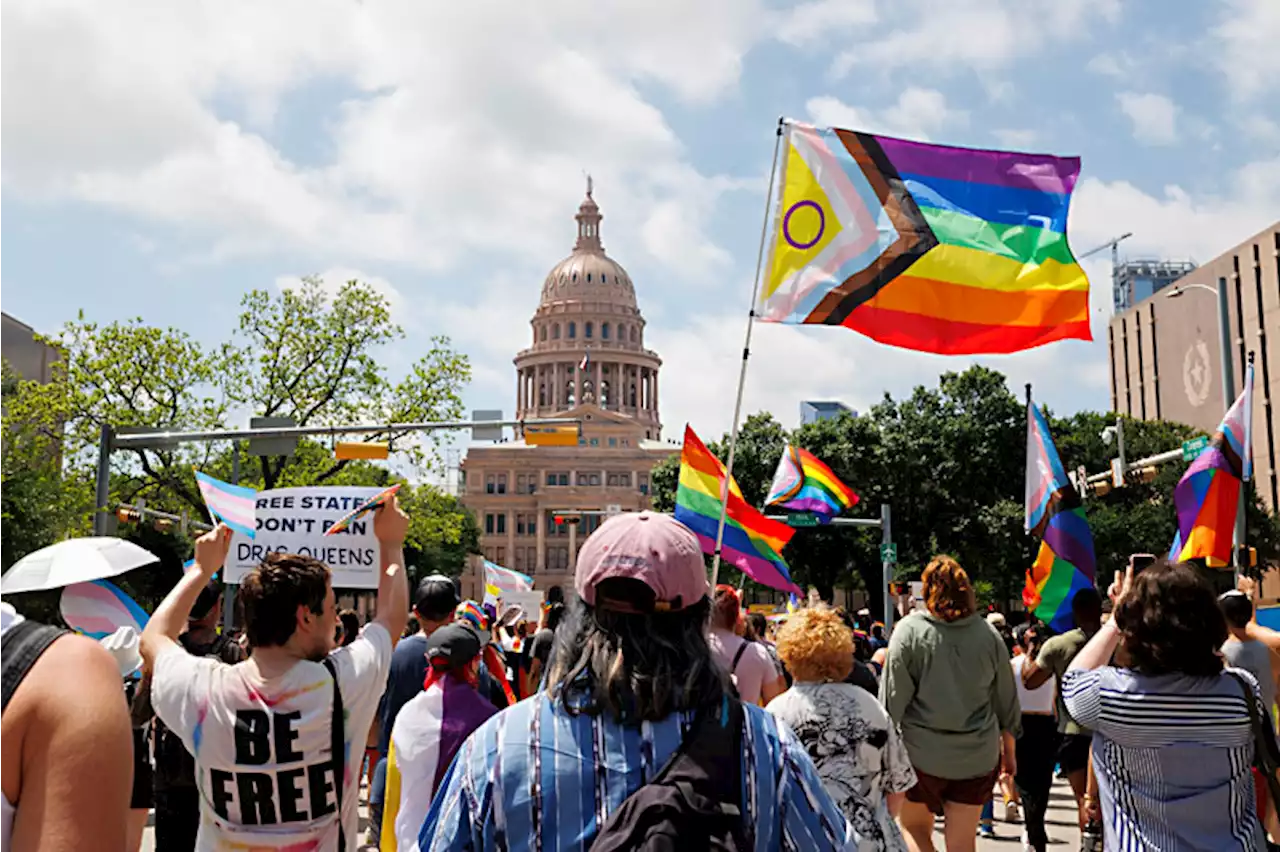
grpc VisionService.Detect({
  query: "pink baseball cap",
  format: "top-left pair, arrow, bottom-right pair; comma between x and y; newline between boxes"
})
575,512 -> 709,612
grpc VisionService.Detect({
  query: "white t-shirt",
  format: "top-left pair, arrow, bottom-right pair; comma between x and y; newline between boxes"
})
1011,653 -> 1054,714
152,622 -> 393,852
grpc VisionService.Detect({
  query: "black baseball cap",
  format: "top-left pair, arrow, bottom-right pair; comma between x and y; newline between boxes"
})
191,580 -> 222,621
415,575 -> 461,620
425,623 -> 482,670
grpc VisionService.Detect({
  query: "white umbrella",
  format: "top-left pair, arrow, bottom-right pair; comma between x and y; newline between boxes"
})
0,538 -> 160,595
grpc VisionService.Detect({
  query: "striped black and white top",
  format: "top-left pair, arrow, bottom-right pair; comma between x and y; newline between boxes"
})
1062,666 -> 1267,851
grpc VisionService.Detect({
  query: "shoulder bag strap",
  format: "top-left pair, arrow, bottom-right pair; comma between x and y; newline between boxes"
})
1226,670 -> 1280,810
730,641 -> 749,675
321,657 -> 346,852
2,621 -> 67,712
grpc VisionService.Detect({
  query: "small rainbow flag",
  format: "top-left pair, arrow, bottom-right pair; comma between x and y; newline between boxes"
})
673,425 -> 799,595
757,120 -> 1090,355
323,483 -> 402,537
765,445 -> 859,522
195,471 -> 257,539
1170,363 -> 1254,566
1023,399 -> 1095,633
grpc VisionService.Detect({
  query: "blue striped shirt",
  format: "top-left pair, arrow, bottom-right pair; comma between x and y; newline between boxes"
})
419,691 -> 859,851
1062,666 -> 1267,851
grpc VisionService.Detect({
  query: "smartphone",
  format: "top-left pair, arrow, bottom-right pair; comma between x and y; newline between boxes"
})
1129,553 -> 1157,574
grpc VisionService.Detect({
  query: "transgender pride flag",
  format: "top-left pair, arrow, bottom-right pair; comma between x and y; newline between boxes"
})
484,560 -> 533,594
195,471 -> 257,539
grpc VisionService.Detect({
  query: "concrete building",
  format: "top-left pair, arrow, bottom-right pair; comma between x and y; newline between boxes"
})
1108,222 -> 1279,511
459,184 -> 677,586
800,400 -> 856,426
1112,259 -> 1197,312
2,312 -> 61,385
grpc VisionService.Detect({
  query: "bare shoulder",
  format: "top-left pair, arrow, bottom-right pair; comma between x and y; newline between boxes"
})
11,632 -> 121,714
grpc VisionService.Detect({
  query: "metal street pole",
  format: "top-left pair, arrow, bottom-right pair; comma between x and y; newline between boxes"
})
224,442 -> 241,632
93,423 -> 114,536
880,504 -> 894,631
1216,276 -> 1245,575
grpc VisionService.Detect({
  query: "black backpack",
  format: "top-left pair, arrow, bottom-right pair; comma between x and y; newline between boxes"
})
154,632 -> 242,788
590,698 -> 748,852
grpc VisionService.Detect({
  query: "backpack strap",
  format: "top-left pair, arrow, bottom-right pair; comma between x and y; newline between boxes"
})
2,620 -> 67,712
730,641 -> 749,675
321,658 -> 346,852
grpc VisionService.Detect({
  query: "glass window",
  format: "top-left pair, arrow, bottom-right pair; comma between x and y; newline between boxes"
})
485,474 -> 495,495
602,323 -> 610,340
553,324 -> 561,340
568,322 -> 576,339
539,326 -> 547,342
496,514 -> 506,534
485,514 -> 495,534
608,437 -> 617,447
497,474 -> 507,495
585,322 -> 593,339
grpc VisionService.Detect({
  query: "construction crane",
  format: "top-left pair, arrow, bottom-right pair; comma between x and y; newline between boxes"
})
1078,232 -> 1133,312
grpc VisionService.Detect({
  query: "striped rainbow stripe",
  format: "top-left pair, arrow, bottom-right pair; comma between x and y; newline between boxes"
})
195,471 -> 257,539
765,445 -> 859,521
673,425 -> 799,595
484,560 -> 533,593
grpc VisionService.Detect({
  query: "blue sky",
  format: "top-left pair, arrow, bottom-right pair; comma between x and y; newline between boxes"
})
3,0 -> 1278,459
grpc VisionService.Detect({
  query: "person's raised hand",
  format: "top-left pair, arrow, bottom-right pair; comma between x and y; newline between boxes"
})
1238,575 -> 1258,599
1108,565 -> 1134,608
374,493 -> 409,546
193,524 -> 233,575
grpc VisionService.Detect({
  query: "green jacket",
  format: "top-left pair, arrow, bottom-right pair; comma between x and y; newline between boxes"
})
879,611 -> 1021,779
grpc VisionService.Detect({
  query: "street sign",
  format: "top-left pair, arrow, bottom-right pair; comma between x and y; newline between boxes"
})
1182,435 -> 1210,461
880,542 -> 898,563
1110,457 -> 1125,488
786,513 -> 820,527
471,409 -> 504,442
248,416 -> 298,457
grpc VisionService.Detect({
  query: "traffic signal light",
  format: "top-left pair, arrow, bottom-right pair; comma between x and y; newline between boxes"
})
116,507 -> 141,524
335,441 -> 389,460
1133,466 -> 1158,484
554,514 -> 581,526
1239,545 -> 1258,568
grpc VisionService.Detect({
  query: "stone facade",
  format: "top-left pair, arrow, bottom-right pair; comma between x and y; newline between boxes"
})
460,183 -> 678,589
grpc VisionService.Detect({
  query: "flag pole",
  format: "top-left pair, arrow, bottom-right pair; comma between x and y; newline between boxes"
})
1235,350 -> 1255,578
710,117 -> 785,591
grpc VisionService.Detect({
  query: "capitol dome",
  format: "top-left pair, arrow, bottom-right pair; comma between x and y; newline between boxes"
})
538,184 -> 637,308
515,179 -> 662,436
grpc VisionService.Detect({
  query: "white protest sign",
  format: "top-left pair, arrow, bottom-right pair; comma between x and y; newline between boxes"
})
225,486 -> 385,589
499,589 -> 544,620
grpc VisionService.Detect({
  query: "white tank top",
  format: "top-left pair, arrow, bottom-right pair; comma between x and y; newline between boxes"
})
1011,653 -> 1055,714
1,602 -> 25,848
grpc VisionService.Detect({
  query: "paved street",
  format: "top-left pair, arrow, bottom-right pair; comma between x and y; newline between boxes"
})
142,777 -> 1083,851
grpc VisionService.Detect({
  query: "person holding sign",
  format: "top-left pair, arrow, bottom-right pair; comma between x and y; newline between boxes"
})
140,496 -> 411,852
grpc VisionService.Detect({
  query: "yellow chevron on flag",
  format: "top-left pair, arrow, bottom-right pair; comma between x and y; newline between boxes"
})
764,141 -> 844,301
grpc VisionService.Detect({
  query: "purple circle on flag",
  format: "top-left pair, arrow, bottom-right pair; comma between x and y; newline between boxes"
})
783,200 -> 825,250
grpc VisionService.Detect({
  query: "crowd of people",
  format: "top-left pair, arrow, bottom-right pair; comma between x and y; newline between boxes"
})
3,499 -> 1280,851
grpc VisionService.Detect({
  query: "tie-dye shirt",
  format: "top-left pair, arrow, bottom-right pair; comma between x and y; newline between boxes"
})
152,622 -> 392,851
418,687 -> 860,851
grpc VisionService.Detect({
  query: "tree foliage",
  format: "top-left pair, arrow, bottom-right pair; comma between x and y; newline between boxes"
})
1,278 -> 478,590
648,365 -> 1280,612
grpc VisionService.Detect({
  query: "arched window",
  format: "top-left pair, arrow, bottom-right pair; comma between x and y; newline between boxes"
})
553,324 -> 561,340
585,322 -> 593,339
539,325 -> 548,342
568,322 -> 576,339
602,323 -> 610,340
617,323 -> 625,342
630,326 -> 638,343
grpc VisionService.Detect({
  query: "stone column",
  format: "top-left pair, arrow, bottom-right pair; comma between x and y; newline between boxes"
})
594,358 -> 602,407
651,370 -> 659,418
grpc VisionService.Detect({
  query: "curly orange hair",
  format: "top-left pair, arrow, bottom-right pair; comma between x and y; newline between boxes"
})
922,555 -> 975,622
774,607 -> 853,683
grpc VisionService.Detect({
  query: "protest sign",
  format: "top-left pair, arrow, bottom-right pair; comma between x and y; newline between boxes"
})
498,589 -> 544,620
225,486 -> 385,589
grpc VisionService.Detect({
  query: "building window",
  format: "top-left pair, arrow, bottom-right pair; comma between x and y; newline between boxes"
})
608,437 -> 617,447
495,547 -> 505,565
514,547 -> 526,571
585,322 -> 593,339
576,472 -> 601,486
568,322 -> 576,339
485,474 -> 495,494
496,473 -> 507,495
602,323 -> 610,340
516,474 -> 528,494
630,327 -> 638,343
553,324 -> 561,340
546,471 -> 568,486
589,437 -> 599,447
607,472 -> 632,487
539,326 -> 547,342
496,513 -> 506,534
638,473 -> 649,495
485,513 -> 495,534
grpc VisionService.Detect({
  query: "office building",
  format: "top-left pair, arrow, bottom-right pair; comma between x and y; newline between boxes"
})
1112,259 -> 1197,312
800,400 -> 856,426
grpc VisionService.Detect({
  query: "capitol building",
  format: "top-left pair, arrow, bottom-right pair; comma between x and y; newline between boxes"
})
459,183 -> 677,586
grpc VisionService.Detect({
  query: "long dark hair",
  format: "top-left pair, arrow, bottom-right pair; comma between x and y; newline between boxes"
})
1115,560 -> 1227,677
545,579 -> 727,722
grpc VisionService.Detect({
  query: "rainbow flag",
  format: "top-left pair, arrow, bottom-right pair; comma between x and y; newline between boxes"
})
1023,399 -> 1095,633
757,120 -> 1090,355
673,425 -> 800,595
323,483 -> 401,536
195,471 -> 257,539
1170,364 -> 1254,566
765,445 -> 859,522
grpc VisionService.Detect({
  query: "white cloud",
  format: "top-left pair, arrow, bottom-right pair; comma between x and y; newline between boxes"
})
806,88 -> 969,141
274,268 -> 406,323
829,0 -> 1120,78
1213,0 -> 1280,101
774,0 -> 877,47
991,128 -> 1040,149
1115,92 -> 1180,146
